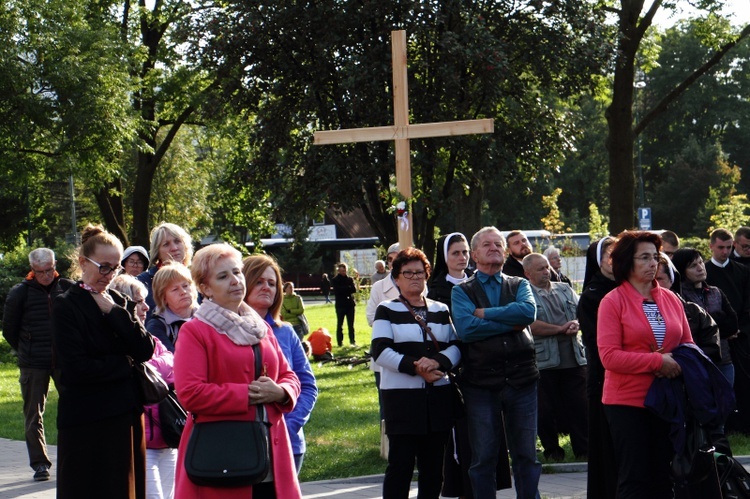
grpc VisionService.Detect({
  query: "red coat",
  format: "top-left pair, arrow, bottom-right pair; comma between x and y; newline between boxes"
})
598,280 -> 694,408
173,318 -> 302,499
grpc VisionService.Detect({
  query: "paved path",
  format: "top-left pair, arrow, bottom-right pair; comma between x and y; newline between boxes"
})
0,438 -> 586,498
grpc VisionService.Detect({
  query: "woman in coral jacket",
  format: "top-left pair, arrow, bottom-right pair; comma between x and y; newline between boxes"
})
597,231 -> 694,499
173,243 -> 301,499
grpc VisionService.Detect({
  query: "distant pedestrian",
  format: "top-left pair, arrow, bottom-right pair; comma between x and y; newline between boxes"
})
371,260 -> 388,285
2,248 -> 73,482
332,263 -> 357,346
320,273 -> 332,303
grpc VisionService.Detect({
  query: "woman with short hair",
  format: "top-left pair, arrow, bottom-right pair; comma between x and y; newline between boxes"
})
145,263 -> 198,353
174,244 -> 301,499
372,247 -> 461,498
598,231 -> 693,498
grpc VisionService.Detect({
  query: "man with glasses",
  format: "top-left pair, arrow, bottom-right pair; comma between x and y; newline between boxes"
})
731,226 -> 750,266
2,248 -> 73,481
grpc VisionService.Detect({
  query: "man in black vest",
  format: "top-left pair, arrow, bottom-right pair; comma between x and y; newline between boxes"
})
451,227 -> 541,499
2,248 -> 73,481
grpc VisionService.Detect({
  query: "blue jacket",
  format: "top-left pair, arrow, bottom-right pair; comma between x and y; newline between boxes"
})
265,312 -> 318,455
644,343 -> 735,454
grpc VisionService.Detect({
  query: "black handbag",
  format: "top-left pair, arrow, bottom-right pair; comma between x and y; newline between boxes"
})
135,361 -> 170,405
184,343 -> 271,487
159,388 -> 187,448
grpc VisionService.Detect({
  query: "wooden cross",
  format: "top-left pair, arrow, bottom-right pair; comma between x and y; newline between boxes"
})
314,30 -> 494,249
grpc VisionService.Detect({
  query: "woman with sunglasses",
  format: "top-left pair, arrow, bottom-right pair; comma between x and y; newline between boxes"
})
52,224 -> 155,498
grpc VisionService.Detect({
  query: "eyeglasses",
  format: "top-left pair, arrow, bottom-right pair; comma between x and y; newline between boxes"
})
739,244 -> 750,251
633,254 -> 660,263
33,267 -> 55,277
83,256 -> 122,276
400,270 -> 426,279
125,258 -> 145,268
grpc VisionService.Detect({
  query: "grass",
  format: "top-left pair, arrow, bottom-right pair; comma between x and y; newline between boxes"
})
1,300 -> 750,483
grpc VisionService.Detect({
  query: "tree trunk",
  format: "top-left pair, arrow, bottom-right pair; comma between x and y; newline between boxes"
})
93,179 -> 129,245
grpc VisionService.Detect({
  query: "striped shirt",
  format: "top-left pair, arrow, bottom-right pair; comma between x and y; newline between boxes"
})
642,301 -> 666,349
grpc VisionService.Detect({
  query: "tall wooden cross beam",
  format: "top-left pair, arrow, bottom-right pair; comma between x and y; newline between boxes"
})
314,30 -> 494,249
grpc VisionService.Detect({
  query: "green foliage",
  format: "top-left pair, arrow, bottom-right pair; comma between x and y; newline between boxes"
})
693,156 -> 747,235
541,188 -> 566,234
191,0 -> 610,247
588,203 -> 610,240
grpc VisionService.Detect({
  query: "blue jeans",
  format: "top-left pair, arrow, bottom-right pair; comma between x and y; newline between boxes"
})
463,382 -> 542,499
719,362 -> 735,387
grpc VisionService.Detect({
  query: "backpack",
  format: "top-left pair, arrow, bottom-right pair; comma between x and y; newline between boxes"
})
716,452 -> 750,498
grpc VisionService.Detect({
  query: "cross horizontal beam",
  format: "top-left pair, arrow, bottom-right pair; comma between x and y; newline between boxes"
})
313,119 -> 494,145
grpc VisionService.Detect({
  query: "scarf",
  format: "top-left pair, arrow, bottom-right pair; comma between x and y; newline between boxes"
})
194,299 -> 267,346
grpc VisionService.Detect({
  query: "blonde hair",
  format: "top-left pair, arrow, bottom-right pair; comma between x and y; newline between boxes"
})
152,262 -> 197,315
242,254 -> 284,321
191,243 -> 243,289
149,222 -> 193,266
79,224 -> 123,258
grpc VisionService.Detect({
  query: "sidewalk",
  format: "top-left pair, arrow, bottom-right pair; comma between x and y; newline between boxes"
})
0,438 -> 588,498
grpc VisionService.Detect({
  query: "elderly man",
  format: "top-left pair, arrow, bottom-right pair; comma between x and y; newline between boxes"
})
523,253 -> 588,462
452,227 -> 541,499
543,245 -> 572,286
371,260 -> 388,285
2,248 -> 73,481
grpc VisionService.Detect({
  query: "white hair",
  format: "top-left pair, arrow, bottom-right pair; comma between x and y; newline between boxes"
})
28,248 -> 55,267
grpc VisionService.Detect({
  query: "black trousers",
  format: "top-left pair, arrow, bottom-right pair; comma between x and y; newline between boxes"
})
335,303 -> 355,345
605,404 -> 674,499
537,365 -> 589,457
384,431 -> 449,499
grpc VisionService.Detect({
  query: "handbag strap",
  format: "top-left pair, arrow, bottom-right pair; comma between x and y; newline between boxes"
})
192,342 -> 266,422
398,295 -> 440,350
397,296 -> 459,386
253,343 -> 266,422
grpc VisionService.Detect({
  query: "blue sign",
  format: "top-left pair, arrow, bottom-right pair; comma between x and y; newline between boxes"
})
638,207 -> 652,230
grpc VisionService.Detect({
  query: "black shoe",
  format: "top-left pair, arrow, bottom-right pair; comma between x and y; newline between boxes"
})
33,465 -> 50,481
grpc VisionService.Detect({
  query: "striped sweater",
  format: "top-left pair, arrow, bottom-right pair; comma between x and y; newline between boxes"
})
371,298 -> 461,434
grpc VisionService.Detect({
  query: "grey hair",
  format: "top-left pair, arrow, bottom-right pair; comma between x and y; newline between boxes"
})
28,248 -> 55,267
109,274 -> 148,301
522,253 -> 548,271
543,245 -> 560,258
470,226 -> 504,251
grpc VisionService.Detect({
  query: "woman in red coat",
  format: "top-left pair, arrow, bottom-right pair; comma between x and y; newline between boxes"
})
173,243 -> 301,499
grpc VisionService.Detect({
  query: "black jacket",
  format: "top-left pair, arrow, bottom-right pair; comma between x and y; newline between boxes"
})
52,284 -> 155,428
2,276 -> 73,368
331,273 -> 356,306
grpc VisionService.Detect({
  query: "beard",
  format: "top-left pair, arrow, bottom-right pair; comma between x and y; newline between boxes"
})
510,246 -> 531,260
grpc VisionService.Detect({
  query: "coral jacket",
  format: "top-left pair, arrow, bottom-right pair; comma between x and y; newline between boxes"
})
598,280 -> 693,408
173,318 -> 301,499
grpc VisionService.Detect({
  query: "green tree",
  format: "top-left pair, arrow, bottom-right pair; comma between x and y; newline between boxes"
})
189,0 -> 610,261
606,1 -> 750,233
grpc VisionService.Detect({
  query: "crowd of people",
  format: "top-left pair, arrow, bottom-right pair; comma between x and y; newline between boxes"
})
5,221 -> 750,499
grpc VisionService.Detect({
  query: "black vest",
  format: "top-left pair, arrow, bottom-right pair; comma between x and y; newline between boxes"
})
457,274 -> 539,389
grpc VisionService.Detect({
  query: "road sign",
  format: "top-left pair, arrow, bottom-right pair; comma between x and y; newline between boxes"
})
638,207 -> 652,231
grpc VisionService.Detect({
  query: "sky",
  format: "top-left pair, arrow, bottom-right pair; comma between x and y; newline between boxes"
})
652,0 -> 750,28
